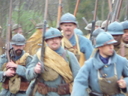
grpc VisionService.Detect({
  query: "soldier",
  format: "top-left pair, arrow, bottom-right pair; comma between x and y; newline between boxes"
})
85,23 -> 92,32
107,21 -> 124,55
121,20 -> 128,58
12,24 -> 23,34
26,28 -> 80,96
95,20 -> 102,29
0,33 -> 32,96
84,23 -> 92,39
91,28 -> 105,47
71,32 -> 128,96
24,23 -> 49,55
101,20 -> 110,30
74,28 -> 84,36
60,13 -> 93,66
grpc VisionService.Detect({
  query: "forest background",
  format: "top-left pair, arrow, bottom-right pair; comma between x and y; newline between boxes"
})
0,0 -> 128,38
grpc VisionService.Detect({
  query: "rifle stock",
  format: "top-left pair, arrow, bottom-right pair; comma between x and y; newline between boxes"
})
56,0 -> 62,28
74,0 -> 80,16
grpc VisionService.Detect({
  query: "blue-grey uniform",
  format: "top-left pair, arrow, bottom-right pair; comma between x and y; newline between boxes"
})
0,51 -> 32,96
26,47 -> 80,96
26,27 -> 80,96
69,34 -> 93,60
71,32 -> 128,96
60,13 -> 93,60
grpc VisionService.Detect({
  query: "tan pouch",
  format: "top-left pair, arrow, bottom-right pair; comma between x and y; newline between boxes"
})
9,75 -> 21,94
99,75 -> 120,95
41,66 -> 59,81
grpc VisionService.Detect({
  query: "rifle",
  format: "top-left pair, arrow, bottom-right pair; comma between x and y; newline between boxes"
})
26,0 -> 48,96
6,0 -> 13,61
108,0 -> 112,13
115,0 -> 123,21
82,17 -> 88,25
74,0 -> 80,16
124,0 -> 128,20
90,0 -> 98,40
111,0 -> 119,22
56,0 -> 62,28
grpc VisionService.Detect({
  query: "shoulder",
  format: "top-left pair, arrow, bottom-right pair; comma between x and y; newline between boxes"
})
115,54 -> 128,67
116,54 -> 127,61
78,35 -> 91,42
0,54 -> 6,58
65,49 -> 76,59
82,58 -> 94,69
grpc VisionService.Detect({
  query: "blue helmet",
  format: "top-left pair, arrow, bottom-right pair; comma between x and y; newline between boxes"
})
74,28 -> 83,35
44,27 -> 63,40
121,20 -> 128,30
95,32 -> 117,48
60,13 -> 77,25
11,33 -> 26,45
107,21 -> 124,35
92,28 -> 105,38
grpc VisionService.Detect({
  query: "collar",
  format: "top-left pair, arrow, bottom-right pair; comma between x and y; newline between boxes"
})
54,47 -> 64,56
92,50 -> 117,70
13,51 -> 24,61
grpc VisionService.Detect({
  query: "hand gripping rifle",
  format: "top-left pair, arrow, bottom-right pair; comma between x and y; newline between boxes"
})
26,0 -> 48,96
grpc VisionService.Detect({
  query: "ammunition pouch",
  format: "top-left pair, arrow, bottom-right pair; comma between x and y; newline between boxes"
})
2,79 -> 29,92
37,82 -> 70,95
99,75 -> 120,95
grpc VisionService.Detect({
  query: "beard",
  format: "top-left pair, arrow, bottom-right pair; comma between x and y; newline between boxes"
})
15,49 -> 23,56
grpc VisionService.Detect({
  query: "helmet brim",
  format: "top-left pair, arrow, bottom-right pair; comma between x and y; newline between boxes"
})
95,40 -> 117,48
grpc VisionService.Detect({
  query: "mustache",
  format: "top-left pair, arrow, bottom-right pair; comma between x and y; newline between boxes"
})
65,29 -> 71,31
52,43 -> 58,45
15,49 -> 22,53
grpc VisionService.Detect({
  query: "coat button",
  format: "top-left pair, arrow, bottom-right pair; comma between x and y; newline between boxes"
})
105,65 -> 108,67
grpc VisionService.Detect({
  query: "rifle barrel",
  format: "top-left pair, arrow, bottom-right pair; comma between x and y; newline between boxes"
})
6,0 -> 13,62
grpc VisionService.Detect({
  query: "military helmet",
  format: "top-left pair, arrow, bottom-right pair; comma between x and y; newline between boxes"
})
107,21 -> 124,35
44,27 -> 63,40
12,24 -> 21,31
74,28 -> 83,35
36,23 -> 49,29
60,13 -> 77,25
95,20 -> 103,27
92,28 -> 105,38
85,23 -> 92,31
95,32 -> 117,48
101,20 -> 110,29
121,20 -> 128,30
11,33 -> 26,45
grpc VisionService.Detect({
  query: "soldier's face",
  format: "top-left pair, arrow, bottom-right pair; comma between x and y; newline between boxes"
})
14,28 -> 23,34
99,44 -> 114,58
122,29 -> 128,43
12,45 -> 25,56
60,23 -> 76,38
46,37 -> 62,50
112,35 -> 122,46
